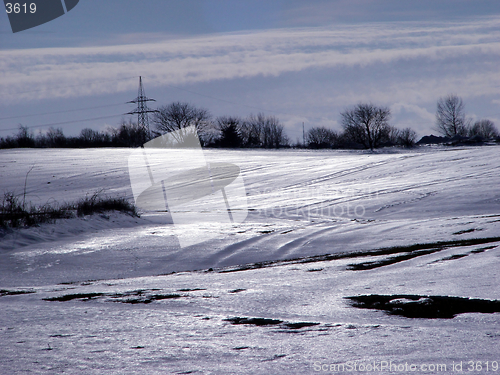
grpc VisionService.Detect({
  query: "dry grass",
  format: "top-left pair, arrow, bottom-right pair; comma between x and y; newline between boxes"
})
1,191 -> 138,229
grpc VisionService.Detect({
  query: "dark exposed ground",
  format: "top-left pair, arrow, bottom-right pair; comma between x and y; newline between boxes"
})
346,294 -> 500,319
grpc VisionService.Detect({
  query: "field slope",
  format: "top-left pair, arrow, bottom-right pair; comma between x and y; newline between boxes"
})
1,146 -> 499,374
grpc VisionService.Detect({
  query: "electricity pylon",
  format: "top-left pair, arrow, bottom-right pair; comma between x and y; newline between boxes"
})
127,76 -> 158,143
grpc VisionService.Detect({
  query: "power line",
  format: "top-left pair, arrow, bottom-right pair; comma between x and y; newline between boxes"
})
1,75 -> 296,136
0,114 -> 124,133
1,76 -> 300,136
0,76 -> 140,133
7,76 -> 139,97
3,72 -> 498,136
0,103 -> 126,121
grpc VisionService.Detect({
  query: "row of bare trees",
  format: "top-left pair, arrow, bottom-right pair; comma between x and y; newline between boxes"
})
435,94 -> 498,139
306,104 -> 417,150
3,96 -> 496,150
151,102 -> 289,148
151,102 -> 417,150
0,121 -> 148,149
0,103 -> 417,150
307,96 -> 498,150
147,97 -> 498,148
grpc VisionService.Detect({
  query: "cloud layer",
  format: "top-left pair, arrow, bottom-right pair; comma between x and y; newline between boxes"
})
1,16 -> 500,136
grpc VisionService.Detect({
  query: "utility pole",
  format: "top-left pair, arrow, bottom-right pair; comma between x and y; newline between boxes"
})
127,76 -> 158,144
302,122 -> 305,147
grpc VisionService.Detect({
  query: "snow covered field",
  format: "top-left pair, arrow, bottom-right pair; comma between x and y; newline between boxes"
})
1,146 -> 499,374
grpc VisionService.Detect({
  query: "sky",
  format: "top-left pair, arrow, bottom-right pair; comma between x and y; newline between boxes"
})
1,0 -> 500,141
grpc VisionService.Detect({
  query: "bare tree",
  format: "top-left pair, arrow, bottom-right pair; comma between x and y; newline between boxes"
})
387,126 -> 400,145
266,115 -> 289,148
341,103 -> 391,150
240,113 -> 288,148
435,94 -> 469,137
306,126 -> 338,148
46,127 -> 66,147
112,119 -> 148,147
396,127 -> 417,148
152,102 -> 211,141
469,119 -> 498,139
80,128 -> 100,144
238,119 -> 255,147
15,125 -> 35,148
241,113 -> 265,147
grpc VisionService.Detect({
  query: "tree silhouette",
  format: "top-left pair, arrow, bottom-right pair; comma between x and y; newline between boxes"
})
435,94 -> 469,137
152,102 -> 211,141
217,116 -> 242,148
469,119 -> 498,139
341,103 -> 391,150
